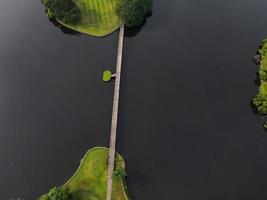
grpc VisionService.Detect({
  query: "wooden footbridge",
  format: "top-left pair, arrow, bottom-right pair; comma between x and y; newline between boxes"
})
106,25 -> 125,200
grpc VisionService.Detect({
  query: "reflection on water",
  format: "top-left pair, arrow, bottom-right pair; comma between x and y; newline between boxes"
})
125,12 -> 152,37
49,18 -> 81,35
2,0 -> 267,199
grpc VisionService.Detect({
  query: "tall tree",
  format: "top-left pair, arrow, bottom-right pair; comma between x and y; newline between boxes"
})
116,0 -> 153,27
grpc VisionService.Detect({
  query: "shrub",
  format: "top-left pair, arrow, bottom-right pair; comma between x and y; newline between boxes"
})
112,168 -> 127,181
252,93 -> 267,114
259,69 -> 267,81
41,187 -> 71,200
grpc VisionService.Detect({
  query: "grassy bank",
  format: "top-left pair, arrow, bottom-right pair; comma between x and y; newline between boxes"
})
59,0 -> 121,36
42,147 -> 129,200
252,39 -> 267,128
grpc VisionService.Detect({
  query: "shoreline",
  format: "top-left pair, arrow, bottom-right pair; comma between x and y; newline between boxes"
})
40,147 -> 129,200
252,39 -> 267,129
56,19 -> 122,37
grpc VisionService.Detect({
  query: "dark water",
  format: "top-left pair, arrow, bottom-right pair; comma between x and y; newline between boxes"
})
1,0 -> 267,199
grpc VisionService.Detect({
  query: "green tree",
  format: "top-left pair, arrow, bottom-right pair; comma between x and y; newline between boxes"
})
112,168 -> 127,181
41,187 -> 71,200
41,0 -> 81,24
253,93 -> 267,114
64,7 -> 81,24
259,69 -> 267,81
116,0 -> 153,27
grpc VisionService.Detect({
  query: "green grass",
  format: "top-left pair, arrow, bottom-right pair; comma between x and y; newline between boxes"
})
61,147 -> 129,200
260,81 -> 267,98
58,0 -> 121,36
262,57 -> 267,71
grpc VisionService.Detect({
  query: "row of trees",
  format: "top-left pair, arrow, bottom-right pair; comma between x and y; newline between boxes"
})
41,0 -> 81,24
116,0 -> 154,27
252,40 -> 267,130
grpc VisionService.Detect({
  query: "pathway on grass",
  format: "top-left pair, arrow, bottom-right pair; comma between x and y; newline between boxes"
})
106,25 -> 125,200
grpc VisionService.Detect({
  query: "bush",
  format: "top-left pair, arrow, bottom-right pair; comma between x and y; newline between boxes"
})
41,0 -> 81,24
112,168 -> 127,181
259,69 -> 267,81
116,0 -> 153,27
41,187 -> 71,200
252,93 -> 267,114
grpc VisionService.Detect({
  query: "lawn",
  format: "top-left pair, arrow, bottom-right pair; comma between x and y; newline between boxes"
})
59,0 -> 121,36
61,147 -> 129,200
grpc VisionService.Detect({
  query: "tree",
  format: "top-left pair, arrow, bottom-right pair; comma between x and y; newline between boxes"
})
40,187 -> 71,200
63,7 -> 81,24
41,0 -> 81,24
116,0 -> 153,27
112,168 -> 127,181
252,93 -> 267,114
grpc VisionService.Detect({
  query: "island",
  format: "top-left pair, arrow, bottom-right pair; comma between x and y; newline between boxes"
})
252,39 -> 267,129
41,0 -> 153,36
41,148 -> 129,200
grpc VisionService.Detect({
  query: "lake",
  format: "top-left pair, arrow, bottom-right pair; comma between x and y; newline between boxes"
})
1,0 -> 267,199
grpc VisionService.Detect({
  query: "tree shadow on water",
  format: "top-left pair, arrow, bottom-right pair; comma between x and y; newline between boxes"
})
125,11 -> 153,38
49,18 -> 81,36
250,101 -> 260,115
254,73 -> 260,86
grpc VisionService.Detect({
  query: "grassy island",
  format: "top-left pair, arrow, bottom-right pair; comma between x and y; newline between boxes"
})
42,0 -> 154,36
41,147 -> 129,200
42,0 -> 121,36
63,0 -> 121,36
252,39 -> 267,129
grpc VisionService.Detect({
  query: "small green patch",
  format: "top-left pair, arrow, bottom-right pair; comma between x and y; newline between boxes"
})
103,70 -> 112,82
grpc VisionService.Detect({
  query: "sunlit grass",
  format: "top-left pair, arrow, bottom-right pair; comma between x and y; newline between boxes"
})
59,0 -> 121,36
62,147 -> 128,200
